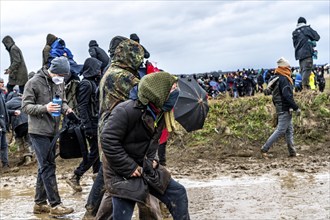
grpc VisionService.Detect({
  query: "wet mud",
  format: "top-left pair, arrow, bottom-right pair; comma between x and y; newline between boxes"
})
1,164 -> 329,220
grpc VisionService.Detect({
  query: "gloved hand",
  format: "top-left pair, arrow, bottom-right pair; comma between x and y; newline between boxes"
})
84,126 -> 95,138
296,108 -> 301,116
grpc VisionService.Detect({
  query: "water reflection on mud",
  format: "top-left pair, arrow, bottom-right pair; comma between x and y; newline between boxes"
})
0,172 -> 329,219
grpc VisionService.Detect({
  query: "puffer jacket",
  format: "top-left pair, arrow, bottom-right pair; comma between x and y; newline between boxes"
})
292,24 -> 320,61
2,36 -> 28,86
21,68 -> 70,137
101,99 -> 165,204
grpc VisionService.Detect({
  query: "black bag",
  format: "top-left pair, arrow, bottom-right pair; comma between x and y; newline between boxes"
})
59,113 -> 88,161
109,176 -> 149,204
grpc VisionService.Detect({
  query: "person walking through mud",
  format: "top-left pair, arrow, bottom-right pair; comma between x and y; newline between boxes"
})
66,57 -> 102,192
101,71 -> 190,220
292,17 -> 320,90
261,57 -> 301,159
22,57 -> 74,217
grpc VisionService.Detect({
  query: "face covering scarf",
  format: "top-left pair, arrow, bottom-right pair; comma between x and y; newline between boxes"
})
52,76 -> 64,85
162,89 -> 179,132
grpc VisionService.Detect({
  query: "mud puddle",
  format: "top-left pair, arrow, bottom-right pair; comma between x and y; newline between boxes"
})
1,171 -> 329,219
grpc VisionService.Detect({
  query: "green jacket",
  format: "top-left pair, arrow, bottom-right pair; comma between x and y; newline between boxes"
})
2,36 -> 28,86
22,68 -> 69,137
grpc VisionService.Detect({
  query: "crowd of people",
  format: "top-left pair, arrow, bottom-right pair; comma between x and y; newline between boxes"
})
192,64 -> 328,100
0,16 -> 325,219
1,32 -> 190,220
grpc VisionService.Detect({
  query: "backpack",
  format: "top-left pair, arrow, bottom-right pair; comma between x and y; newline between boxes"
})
65,79 -> 80,114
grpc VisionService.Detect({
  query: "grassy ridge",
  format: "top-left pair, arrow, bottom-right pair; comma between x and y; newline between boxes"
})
172,77 -> 330,149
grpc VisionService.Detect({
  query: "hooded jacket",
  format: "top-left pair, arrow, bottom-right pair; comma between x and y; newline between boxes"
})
292,24 -> 320,60
22,68 -> 70,137
88,40 -> 110,70
101,72 -> 177,203
2,36 -> 28,86
77,57 -> 102,132
99,39 -> 144,119
42,34 -> 57,67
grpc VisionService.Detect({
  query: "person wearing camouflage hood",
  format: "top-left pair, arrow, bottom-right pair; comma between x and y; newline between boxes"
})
101,71 -> 190,220
2,35 -> 28,95
87,37 -> 163,220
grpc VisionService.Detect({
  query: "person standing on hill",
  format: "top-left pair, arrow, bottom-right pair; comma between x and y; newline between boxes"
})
2,35 -> 28,95
88,40 -> 110,73
292,17 -> 320,90
261,57 -> 301,159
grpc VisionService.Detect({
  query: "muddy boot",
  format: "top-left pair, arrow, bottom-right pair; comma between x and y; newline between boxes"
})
82,206 -> 95,220
160,202 -> 171,218
23,155 -> 33,166
66,174 -> 82,192
33,203 -> 51,214
49,203 -> 74,217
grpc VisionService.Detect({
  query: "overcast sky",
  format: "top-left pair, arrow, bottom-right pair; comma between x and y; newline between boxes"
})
0,0 -> 329,82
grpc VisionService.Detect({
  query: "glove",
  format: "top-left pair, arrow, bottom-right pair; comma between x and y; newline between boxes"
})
84,126 -> 95,138
296,108 -> 301,116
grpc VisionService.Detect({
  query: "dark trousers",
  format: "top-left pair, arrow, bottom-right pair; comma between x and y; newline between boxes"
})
74,135 -> 100,177
299,57 -> 313,88
112,178 -> 190,220
30,134 -> 61,207
0,131 -> 8,166
158,142 -> 167,166
85,163 -> 105,216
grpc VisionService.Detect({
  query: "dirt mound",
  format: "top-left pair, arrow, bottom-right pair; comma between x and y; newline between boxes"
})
166,90 -> 330,179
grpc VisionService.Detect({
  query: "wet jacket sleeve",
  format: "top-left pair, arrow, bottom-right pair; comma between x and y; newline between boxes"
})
279,77 -> 299,111
9,47 -> 22,72
21,80 -> 48,116
101,105 -> 138,178
305,26 -> 320,41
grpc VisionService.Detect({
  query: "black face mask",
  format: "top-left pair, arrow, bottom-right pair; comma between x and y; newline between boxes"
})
162,89 -> 179,112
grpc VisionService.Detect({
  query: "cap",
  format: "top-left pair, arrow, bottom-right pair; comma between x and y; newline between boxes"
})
49,56 -> 70,75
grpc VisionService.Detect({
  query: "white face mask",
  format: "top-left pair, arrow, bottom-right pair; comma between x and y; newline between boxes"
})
52,76 -> 64,85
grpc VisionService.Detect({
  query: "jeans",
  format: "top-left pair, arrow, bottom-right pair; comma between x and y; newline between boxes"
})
158,142 -> 167,166
0,131 -> 8,166
86,163 -> 105,216
261,112 -> 296,155
74,135 -> 100,177
299,57 -> 313,88
30,134 -> 61,207
112,178 -> 190,220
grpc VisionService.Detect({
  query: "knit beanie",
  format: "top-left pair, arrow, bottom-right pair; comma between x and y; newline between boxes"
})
277,57 -> 290,67
298,17 -> 306,24
138,71 -> 178,108
49,56 -> 70,75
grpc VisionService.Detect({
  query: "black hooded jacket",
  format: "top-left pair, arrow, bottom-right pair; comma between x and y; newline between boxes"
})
88,40 -> 110,70
77,57 -> 102,133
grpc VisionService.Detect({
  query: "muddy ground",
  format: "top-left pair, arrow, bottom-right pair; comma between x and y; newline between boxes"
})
1,82 -> 330,219
0,136 -> 329,219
